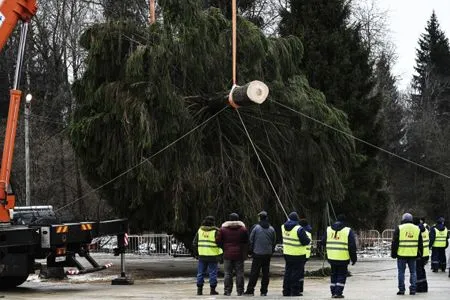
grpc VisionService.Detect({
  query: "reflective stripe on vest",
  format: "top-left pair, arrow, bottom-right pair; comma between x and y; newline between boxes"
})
326,227 -> 350,261
398,223 -> 420,257
198,228 -> 222,256
432,227 -> 448,248
305,231 -> 312,259
282,225 -> 306,256
422,229 -> 430,257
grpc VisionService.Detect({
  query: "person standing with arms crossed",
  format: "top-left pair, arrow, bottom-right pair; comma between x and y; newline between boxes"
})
244,211 -> 276,296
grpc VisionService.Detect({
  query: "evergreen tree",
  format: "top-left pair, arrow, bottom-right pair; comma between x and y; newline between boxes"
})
102,0 -> 148,22
412,11 -> 450,121
279,0 -> 387,229
375,53 -> 403,154
70,0 -> 355,242
402,11 -> 450,220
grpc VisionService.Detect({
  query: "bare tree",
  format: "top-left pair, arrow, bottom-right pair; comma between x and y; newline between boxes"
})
351,0 -> 395,62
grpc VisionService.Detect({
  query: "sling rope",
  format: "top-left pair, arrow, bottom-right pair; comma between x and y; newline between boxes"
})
55,106 -> 228,213
230,1 -> 289,219
236,109 -> 289,218
232,0 -> 237,85
272,100 -> 450,180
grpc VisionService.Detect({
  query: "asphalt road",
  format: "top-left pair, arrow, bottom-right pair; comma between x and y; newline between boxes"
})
1,255 -> 449,299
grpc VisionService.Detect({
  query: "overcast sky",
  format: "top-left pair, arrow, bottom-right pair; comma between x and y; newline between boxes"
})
376,0 -> 450,90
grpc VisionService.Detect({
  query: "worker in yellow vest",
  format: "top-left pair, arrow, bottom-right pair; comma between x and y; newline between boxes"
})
298,218 -> 312,295
192,215 -> 222,296
281,212 -> 311,297
391,213 -> 423,295
429,217 -> 448,272
322,214 -> 357,299
415,217 -> 429,293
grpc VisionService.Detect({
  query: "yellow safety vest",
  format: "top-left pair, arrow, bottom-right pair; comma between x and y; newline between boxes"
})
422,228 -> 430,257
197,228 -> 222,256
282,225 -> 307,256
326,227 -> 350,261
305,231 -> 312,259
397,223 -> 420,257
432,227 -> 448,248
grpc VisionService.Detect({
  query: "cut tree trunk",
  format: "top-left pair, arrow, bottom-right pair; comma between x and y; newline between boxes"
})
228,80 -> 269,107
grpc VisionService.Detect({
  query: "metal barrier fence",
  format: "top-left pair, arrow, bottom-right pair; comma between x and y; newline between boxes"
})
90,234 -> 191,256
90,230 -> 395,258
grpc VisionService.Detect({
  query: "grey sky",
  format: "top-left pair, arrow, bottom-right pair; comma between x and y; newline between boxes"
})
377,0 -> 450,90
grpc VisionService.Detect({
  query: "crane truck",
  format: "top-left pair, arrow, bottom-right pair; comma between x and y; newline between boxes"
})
0,0 -> 129,289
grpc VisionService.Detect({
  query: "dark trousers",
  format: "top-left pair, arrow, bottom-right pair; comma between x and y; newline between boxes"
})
431,247 -> 447,271
397,258 -> 416,293
416,257 -> 428,292
246,254 -> 271,294
283,256 -> 306,296
196,260 -> 218,288
299,259 -> 308,293
330,263 -> 348,296
224,259 -> 245,294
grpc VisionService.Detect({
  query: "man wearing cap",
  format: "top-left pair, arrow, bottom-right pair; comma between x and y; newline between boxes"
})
217,213 -> 249,296
322,214 -> 357,299
244,211 -> 276,296
192,216 -> 222,295
429,217 -> 448,272
281,211 -> 311,297
391,212 -> 423,295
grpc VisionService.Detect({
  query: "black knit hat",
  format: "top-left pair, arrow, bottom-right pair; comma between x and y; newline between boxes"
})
288,212 -> 299,221
229,213 -> 239,221
337,214 -> 346,222
299,218 -> 308,227
258,211 -> 268,220
202,216 -> 215,226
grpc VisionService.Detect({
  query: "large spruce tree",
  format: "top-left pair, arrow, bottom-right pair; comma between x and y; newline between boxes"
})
412,11 -> 450,121
70,0 -> 355,241
279,0 -> 387,229
403,11 -> 450,219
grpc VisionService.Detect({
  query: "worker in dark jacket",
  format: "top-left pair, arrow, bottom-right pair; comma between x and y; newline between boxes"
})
414,217 -> 429,293
217,213 -> 249,296
391,213 -> 423,295
322,214 -> 357,299
192,216 -> 222,295
281,211 -> 311,297
298,218 -> 312,295
244,211 -> 276,296
429,217 -> 448,272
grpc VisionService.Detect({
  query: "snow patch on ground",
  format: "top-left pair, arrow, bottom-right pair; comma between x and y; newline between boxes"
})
27,273 -> 116,284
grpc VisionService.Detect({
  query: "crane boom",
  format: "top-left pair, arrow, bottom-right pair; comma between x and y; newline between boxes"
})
0,0 -> 37,51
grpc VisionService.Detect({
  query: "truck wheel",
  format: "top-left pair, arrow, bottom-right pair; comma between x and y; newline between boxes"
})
0,275 -> 29,290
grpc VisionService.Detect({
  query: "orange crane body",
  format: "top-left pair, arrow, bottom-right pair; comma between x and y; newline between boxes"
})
0,2 -> 130,288
0,0 -> 37,222
0,0 -> 37,51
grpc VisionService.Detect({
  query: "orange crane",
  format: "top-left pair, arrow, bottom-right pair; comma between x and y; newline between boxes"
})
0,0 -> 131,289
0,0 -> 37,222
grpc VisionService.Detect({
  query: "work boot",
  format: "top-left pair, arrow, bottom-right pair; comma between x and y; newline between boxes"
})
197,286 -> 203,296
210,287 -> 218,295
